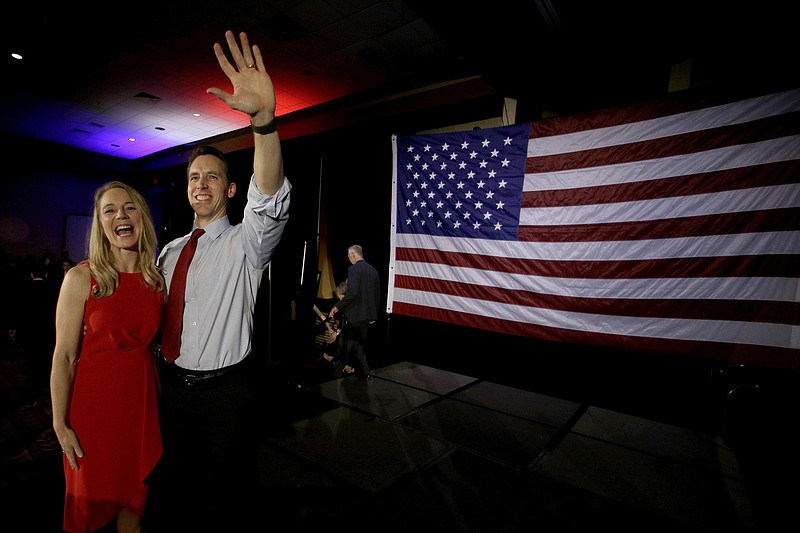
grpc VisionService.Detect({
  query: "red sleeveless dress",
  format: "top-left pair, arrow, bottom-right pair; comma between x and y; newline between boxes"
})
63,270 -> 163,532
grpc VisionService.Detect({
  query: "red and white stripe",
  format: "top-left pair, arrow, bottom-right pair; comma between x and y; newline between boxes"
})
389,88 -> 800,369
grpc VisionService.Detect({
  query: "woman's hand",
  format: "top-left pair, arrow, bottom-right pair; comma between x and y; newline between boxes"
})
55,427 -> 84,471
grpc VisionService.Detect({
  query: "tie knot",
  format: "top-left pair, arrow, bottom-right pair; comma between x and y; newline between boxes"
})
190,228 -> 205,241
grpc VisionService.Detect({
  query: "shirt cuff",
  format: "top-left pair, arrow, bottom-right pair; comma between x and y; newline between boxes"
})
249,175 -> 292,217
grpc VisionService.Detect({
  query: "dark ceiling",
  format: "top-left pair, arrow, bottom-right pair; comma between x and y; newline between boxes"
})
1,0 -> 796,165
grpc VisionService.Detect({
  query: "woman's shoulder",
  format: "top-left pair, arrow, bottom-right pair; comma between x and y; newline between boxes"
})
58,262 -> 92,301
64,262 -> 92,285
69,261 -> 91,275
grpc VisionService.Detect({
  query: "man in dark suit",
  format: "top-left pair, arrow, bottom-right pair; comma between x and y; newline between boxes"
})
329,244 -> 380,380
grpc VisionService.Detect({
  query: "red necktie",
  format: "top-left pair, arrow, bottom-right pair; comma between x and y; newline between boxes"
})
162,228 -> 204,362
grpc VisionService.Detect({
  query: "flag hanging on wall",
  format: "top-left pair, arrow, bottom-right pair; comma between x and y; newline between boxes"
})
388,87 -> 800,369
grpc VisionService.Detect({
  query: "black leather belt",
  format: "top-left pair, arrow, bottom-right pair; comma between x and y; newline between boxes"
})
165,360 -> 245,387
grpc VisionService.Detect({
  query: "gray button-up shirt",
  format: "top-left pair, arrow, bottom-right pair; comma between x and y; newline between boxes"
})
158,175 -> 291,370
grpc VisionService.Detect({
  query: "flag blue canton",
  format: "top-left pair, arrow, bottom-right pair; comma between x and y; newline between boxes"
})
396,123 -> 529,240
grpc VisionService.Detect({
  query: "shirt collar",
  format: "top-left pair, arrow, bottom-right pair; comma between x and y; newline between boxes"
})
192,215 -> 230,241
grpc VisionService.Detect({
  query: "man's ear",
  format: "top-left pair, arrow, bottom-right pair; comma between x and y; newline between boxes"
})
227,182 -> 237,198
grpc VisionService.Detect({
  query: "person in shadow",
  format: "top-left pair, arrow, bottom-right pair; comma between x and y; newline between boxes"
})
18,261 -> 57,384
328,245 -> 380,380
321,281 -> 348,370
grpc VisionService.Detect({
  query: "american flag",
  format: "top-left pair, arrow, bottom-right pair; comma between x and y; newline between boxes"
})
388,88 -> 800,369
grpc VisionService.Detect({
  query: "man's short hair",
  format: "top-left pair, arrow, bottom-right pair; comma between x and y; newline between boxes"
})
186,145 -> 230,182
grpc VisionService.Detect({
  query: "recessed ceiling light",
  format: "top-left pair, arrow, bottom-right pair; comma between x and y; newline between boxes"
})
193,113 -> 201,117
128,138 -> 136,142
11,53 -> 22,60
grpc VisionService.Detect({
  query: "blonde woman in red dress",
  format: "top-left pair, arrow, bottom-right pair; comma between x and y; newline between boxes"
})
50,181 -> 164,533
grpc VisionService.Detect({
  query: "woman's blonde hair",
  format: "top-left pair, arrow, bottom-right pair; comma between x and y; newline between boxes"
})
88,181 -> 164,298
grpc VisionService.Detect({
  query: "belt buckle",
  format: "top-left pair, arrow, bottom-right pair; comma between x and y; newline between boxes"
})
183,370 -> 216,386
178,372 -> 202,386
175,366 -> 233,386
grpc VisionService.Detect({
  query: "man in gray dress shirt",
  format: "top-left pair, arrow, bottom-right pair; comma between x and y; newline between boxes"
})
146,30 -> 291,532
